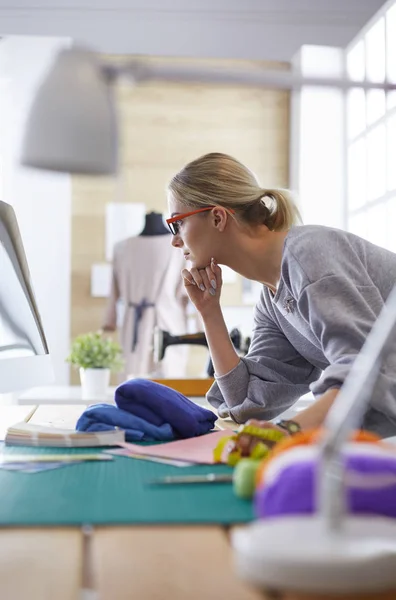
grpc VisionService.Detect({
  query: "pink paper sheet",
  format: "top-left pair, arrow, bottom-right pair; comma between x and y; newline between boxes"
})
117,430 -> 232,465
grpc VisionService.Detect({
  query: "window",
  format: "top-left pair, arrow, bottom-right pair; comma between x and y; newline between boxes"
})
365,18 -> 386,125
386,3 -> 396,109
346,3 -> 396,251
387,197 -> 396,252
348,139 -> 367,210
388,113 -> 396,191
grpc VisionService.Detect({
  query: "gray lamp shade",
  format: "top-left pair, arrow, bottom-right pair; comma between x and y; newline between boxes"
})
20,47 -> 118,175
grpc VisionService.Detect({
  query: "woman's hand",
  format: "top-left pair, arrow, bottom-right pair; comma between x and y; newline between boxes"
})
236,419 -> 289,457
181,258 -> 222,316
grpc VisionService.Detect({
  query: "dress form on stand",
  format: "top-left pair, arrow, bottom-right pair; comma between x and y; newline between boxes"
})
139,212 -> 170,236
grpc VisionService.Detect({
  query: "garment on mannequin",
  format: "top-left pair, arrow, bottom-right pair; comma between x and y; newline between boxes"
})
139,211 -> 170,236
102,233 -> 188,380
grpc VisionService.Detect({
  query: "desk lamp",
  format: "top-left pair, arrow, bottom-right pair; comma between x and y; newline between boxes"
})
19,45 -> 396,595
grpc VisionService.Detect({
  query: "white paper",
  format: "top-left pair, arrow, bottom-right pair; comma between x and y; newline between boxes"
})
91,263 -> 112,298
105,202 -> 146,261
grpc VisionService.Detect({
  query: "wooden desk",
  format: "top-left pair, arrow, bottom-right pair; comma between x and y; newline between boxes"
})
90,524 -> 396,600
1,524 -> 388,600
0,529 -> 82,600
0,404 -> 395,600
91,526 -> 262,600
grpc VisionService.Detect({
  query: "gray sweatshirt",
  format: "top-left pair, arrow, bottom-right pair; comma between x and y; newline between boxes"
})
207,225 -> 396,437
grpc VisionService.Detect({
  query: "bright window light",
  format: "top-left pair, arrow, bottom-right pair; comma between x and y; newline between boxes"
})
388,113 -> 396,192
386,4 -> 396,109
367,124 -> 386,201
346,40 -> 365,81
366,18 -> 386,124
347,89 -> 366,139
348,213 -> 368,240
365,202 -> 389,248
346,11 -> 394,253
367,89 -> 386,125
387,197 -> 396,253
366,18 -> 386,82
348,138 -> 367,210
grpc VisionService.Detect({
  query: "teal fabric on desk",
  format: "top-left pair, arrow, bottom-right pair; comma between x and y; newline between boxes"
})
0,446 -> 253,526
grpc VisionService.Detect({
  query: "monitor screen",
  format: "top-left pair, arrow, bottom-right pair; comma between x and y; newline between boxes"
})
0,201 -> 53,393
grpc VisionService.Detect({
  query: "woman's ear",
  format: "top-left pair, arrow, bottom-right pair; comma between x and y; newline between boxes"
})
211,207 -> 228,232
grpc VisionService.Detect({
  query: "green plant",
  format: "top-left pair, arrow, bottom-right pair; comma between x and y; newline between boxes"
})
66,331 -> 124,371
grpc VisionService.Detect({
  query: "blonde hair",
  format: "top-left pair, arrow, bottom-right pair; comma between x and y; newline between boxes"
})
168,152 -> 301,231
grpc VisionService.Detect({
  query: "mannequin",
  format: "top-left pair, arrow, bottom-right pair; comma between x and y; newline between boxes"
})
139,212 -> 170,236
103,216 -> 188,379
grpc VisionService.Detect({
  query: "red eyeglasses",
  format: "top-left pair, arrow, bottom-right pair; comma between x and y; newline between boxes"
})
166,206 -> 234,236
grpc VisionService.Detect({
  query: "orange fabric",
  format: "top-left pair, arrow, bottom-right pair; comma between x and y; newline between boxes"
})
255,429 -> 381,488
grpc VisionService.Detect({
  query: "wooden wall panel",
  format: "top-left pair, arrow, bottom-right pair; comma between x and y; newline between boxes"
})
71,56 -> 290,383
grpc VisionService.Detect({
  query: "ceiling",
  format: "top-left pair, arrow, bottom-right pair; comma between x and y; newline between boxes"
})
0,0 -> 388,61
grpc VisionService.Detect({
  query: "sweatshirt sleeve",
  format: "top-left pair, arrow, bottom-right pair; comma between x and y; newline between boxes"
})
206,300 -> 321,423
297,275 -> 385,396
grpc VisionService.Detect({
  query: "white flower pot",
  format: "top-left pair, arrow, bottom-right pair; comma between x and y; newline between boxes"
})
79,368 -> 110,400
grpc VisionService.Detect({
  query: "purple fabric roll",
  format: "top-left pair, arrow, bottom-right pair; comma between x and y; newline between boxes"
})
115,378 -> 217,439
255,453 -> 396,519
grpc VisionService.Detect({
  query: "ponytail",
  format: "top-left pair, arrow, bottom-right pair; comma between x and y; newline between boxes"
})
261,189 -> 302,231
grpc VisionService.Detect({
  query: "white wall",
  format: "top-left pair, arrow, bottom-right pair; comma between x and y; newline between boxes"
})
0,36 -> 72,386
290,45 -> 346,229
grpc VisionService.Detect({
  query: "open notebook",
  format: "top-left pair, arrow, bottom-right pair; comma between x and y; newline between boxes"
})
5,422 -> 125,447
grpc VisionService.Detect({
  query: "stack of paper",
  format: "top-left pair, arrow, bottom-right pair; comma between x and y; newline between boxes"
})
113,430 -> 231,465
5,422 -> 125,448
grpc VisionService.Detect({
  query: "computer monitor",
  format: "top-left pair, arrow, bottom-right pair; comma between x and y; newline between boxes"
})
0,201 -> 53,393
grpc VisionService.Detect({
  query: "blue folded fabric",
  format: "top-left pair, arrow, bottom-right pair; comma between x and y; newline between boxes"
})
76,403 -> 174,442
115,378 -> 217,438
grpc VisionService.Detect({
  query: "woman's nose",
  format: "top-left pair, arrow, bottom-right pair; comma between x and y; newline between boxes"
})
171,234 -> 183,248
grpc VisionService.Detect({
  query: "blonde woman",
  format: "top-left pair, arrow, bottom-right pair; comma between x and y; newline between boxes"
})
166,152 -> 396,441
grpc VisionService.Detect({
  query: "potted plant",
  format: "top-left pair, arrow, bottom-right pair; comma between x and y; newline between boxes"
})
66,331 -> 123,399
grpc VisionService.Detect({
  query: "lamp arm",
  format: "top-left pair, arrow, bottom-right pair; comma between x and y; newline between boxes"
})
319,284 -> 396,530
104,59 -> 396,91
